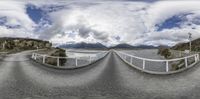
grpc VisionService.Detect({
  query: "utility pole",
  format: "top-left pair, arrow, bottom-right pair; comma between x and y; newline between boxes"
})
188,33 -> 192,52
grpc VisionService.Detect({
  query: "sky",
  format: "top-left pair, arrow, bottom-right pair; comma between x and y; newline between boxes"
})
0,0 -> 200,47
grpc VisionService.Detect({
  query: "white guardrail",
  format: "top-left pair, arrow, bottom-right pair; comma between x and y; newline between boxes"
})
0,52 -> 8,55
115,50 -> 200,73
31,51 -> 108,68
170,50 -> 198,57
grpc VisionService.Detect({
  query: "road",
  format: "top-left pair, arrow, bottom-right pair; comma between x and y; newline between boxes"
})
0,50 -> 200,99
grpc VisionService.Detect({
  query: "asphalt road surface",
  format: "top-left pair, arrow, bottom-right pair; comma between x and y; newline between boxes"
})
0,50 -> 200,99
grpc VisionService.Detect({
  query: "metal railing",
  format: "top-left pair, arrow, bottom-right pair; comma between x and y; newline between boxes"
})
0,52 -> 8,56
31,51 -> 108,69
115,50 -> 200,73
170,50 -> 198,58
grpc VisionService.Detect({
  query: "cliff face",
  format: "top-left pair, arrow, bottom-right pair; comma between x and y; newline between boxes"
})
0,37 -> 52,52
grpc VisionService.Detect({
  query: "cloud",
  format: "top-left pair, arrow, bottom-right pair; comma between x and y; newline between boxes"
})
1,0 -> 200,46
40,1 -> 149,46
0,0 -> 36,38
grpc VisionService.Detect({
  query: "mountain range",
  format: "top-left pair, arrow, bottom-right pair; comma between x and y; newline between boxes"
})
58,42 -> 157,49
58,42 -> 107,49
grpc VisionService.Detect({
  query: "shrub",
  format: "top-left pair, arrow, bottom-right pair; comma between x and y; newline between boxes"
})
171,60 -> 184,71
45,48 -> 67,66
158,48 -> 171,59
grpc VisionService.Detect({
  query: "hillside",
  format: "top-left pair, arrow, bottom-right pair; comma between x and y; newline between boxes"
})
0,37 -> 52,52
110,43 -> 134,49
110,43 -> 157,49
58,42 -> 107,49
59,42 -> 157,49
171,38 -> 200,51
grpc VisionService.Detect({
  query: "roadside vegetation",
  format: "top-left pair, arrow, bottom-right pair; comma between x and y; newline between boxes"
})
0,37 -> 51,53
157,47 -> 185,71
158,46 -> 196,71
45,48 -> 67,66
157,48 -> 172,59
0,37 -> 67,66
165,38 -> 200,71
171,38 -> 200,52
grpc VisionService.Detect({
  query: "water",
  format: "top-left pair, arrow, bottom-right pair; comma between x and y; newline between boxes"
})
66,52 -> 98,58
122,49 -> 165,59
121,49 -> 166,72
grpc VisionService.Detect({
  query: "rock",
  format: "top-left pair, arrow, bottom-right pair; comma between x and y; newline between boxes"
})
0,37 -> 52,52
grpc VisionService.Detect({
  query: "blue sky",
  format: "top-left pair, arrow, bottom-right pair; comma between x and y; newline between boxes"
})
26,4 -> 44,24
0,0 -> 200,46
156,13 -> 193,31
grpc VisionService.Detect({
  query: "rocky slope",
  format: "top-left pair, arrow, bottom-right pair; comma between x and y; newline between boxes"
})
0,37 -> 52,52
171,38 -> 200,51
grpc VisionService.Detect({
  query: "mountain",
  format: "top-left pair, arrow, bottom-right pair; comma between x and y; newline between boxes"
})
110,43 -> 135,49
58,42 -> 107,49
59,42 -> 157,49
134,45 -> 158,49
110,43 -> 157,49
171,38 -> 200,51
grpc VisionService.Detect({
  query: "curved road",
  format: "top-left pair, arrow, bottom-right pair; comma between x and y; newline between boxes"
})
0,50 -> 200,99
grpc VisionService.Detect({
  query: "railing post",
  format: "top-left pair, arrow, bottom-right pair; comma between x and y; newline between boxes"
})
43,55 -> 46,64
32,53 -> 35,59
166,61 -> 169,72
195,55 -> 198,63
89,56 -> 91,63
57,57 -> 60,67
124,55 -> 126,60
75,58 -> 78,67
197,54 -> 199,61
33,53 -> 35,59
185,57 -> 188,67
95,54 -> 98,60
31,53 -> 34,59
142,59 -> 145,69
130,57 -> 133,64
34,54 -> 37,60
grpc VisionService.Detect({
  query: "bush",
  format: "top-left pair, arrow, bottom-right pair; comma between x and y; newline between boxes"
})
45,48 -> 67,66
171,60 -> 185,71
158,48 -> 171,59
0,38 -> 52,52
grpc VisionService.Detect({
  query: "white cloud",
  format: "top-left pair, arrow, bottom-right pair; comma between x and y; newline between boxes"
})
43,1 -> 149,46
145,1 -> 200,31
0,27 -> 36,38
0,0 -> 36,37
1,0 -> 200,46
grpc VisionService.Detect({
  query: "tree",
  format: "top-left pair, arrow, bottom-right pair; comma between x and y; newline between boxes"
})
158,48 -> 171,58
